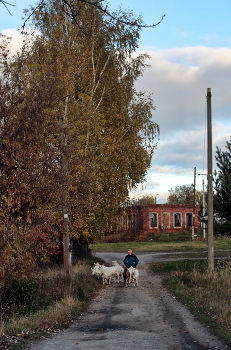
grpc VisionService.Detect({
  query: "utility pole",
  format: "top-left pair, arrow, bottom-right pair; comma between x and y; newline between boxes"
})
59,7 -> 73,276
155,194 -> 158,204
202,179 -> 206,238
207,88 -> 214,271
192,167 -> 196,240
59,96 -> 71,276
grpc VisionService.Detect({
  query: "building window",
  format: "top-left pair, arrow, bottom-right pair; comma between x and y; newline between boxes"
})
127,214 -> 136,228
161,212 -> 170,229
174,213 -> 182,227
119,215 -> 127,230
186,213 -> 193,227
149,213 -> 158,228
132,213 -> 136,228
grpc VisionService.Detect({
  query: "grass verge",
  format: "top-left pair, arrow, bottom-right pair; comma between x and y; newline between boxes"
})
90,238 -> 231,253
150,259 -> 231,348
0,257 -> 103,350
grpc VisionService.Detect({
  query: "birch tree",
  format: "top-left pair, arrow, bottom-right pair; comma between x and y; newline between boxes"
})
0,0 -> 159,269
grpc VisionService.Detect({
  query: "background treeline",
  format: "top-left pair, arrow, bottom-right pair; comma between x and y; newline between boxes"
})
0,0 -> 159,283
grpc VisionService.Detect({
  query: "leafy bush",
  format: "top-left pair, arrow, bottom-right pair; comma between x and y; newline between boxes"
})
214,221 -> 231,236
1,258 -> 102,326
151,230 -> 192,242
4,277 -> 38,316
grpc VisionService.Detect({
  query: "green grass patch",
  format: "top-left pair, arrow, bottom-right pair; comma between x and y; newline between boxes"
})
156,249 -> 231,261
150,259 -> 207,273
90,238 -> 231,253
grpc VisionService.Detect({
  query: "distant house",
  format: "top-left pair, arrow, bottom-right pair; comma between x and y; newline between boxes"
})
116,204 -> 201,238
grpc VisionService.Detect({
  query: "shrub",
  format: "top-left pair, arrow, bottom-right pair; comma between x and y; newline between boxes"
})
151,231 -> 191,242
3,277 -> 38,317
0,258 -> 102,331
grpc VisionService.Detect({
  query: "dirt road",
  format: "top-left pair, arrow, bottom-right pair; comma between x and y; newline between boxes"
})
28,252 -> 229,350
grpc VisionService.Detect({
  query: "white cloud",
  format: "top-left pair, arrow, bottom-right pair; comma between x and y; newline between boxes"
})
0,35 -> 229,203
1,29 -> 24,54
130,46 -> 231,202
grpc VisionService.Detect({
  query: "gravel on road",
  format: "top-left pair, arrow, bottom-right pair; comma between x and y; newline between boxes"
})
27,252 -> 229,350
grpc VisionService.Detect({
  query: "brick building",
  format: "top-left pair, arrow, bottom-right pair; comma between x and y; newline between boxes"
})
117,204 -> 201,237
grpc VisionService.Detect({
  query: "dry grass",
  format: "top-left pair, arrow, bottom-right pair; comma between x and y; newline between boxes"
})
0,258 -> 102,345
158,259 -> 231,346
4,296 -> 82,335
189,261 -> 231,327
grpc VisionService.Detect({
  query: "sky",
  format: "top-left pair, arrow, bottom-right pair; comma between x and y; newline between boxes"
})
1,0 -> 231,203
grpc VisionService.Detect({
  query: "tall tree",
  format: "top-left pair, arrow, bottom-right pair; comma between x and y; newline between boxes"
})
28,0 -> 159,242
0,0 -> 159,279
167,184 -> 201,205
0,34 -> 63,280
130,195 -> 156,205
214,141 -> 231,228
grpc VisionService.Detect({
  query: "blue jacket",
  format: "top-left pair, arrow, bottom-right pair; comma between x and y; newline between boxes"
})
123,254 -> 139,268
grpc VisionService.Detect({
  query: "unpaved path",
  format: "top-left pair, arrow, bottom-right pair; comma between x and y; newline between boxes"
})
28,252 -> 229,350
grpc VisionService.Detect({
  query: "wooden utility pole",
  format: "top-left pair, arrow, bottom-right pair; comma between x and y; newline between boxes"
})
192,167 -> 196,240
59,96 -> 71,276
207,88 -> 214,271
60,7 -> 73,276
155,194 -> 158,204
202,179 -> 206,238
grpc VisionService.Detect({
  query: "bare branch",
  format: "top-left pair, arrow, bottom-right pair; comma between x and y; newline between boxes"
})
22,0 -> 45,30
21,0 -> 165,30
0,0 -> 16,16
62,0 -> 88,35
81,0 -> 165,28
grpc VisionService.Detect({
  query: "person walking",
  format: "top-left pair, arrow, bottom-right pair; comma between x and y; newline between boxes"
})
123,249 -> 139,268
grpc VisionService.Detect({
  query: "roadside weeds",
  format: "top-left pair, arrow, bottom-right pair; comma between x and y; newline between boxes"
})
151,259 -> 231,348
